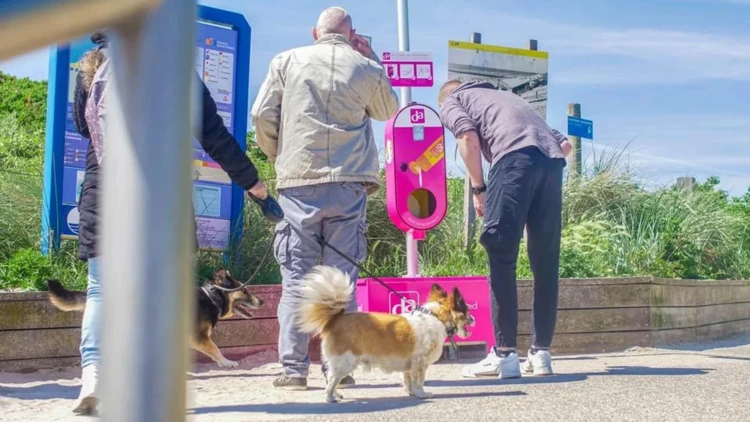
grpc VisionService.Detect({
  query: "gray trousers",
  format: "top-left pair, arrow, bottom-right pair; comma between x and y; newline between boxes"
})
275,182 -> 368,377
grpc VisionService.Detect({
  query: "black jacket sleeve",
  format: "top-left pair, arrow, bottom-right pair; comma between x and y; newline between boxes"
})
195,73 -> 259,190
77,141 -> 100,261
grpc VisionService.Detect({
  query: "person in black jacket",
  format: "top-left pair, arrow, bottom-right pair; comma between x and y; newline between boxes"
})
68,32 -> 268,415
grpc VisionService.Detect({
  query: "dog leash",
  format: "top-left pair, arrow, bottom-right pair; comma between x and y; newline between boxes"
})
221,193 -> 461,357
210,193 -> 281,293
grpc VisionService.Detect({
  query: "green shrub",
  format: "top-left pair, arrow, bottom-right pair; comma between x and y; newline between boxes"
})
0,248 -> 53,291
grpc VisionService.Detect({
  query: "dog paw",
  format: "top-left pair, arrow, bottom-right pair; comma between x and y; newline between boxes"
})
335,392 -> 344,400
326,395 -> 340,403
219,359 -> 238,369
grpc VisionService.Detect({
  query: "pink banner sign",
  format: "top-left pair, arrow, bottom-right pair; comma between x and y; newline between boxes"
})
382,51 -> 434,88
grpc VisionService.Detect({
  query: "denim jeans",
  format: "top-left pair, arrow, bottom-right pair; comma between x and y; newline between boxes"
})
80,257 -> 102,368
275,182 -> 368,378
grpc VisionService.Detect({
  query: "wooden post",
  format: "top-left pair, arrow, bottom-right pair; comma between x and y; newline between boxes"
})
676,177 -> 696,192
462,32 -> 482,249
567,103 -> 582,176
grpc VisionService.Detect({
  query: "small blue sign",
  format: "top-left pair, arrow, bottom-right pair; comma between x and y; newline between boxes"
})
567,116 -> 593,140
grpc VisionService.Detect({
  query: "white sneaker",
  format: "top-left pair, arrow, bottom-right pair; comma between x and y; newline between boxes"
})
522,349 -> 554,376
72,364 -> 99,415
461,349 -> 522,379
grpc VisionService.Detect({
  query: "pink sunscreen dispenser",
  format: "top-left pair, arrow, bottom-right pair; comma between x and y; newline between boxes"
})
384,103 -> 447,238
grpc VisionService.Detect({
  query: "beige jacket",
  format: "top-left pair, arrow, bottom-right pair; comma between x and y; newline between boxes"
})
251,34 -> 399,193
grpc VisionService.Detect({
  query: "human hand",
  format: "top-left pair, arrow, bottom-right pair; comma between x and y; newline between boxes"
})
561,140 -> 573,157
248,181 -> 268,200
351,34 -> 374,59
473,192 -> 485,218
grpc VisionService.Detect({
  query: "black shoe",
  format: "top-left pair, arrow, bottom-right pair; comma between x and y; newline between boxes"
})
273,374 -> 308,391
337,374 -> 356,389
322,364 -> 356,389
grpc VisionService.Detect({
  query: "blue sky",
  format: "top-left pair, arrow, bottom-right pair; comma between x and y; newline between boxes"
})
3,0 -> 750,195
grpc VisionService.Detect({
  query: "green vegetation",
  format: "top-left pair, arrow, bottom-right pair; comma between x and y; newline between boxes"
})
2,70 -> 750,291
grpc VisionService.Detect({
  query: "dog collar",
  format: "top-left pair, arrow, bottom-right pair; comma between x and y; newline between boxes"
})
201,285 -> 227,315
411,305 -> 458,337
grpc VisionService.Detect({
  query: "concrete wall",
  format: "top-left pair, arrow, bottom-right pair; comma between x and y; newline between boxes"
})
1,277 -> 748,372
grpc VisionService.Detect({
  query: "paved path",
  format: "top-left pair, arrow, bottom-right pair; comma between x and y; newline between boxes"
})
2,336 -> 749,421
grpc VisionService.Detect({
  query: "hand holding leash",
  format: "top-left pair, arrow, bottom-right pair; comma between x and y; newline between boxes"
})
248,191 -> 284,224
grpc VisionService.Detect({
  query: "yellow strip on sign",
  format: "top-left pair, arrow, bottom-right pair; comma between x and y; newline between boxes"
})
448,40 -> 549,59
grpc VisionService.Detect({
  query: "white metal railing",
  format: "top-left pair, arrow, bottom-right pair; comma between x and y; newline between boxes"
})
2,1 -> 196,421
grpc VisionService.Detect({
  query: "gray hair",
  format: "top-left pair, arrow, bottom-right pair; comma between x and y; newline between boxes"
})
316,7 -> 352,37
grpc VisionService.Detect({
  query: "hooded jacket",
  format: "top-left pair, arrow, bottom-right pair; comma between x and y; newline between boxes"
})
73,34 -> 261,260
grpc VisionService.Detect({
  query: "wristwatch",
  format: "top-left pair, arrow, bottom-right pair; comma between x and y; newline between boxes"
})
472,184 -> 487,195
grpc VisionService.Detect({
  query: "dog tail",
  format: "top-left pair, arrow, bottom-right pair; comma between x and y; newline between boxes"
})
296,265 -> 353,336
47,280 -> 87,311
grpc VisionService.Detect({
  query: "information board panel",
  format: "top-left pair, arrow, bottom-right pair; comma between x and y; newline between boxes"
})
42,5 -> 251,253
192,20 -> 239,251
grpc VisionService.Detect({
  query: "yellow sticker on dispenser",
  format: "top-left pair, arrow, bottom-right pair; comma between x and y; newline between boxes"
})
409,136 -> 445,175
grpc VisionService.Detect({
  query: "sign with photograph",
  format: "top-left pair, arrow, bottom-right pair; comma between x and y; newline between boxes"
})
448,41 -> 549,119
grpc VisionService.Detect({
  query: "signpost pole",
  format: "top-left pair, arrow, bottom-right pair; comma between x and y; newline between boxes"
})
462,32 -> 481,250
567,102 -> 582,177
397,0 -> 419,277
100,0 -> 195,420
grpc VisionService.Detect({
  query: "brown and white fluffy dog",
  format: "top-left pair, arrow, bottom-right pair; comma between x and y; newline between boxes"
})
297,265 -> 474,403
46,269 -> 263,368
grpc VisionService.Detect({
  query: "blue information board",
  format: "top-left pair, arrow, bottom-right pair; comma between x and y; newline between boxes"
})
567,116 -> 594,140
41,5 -> 252,254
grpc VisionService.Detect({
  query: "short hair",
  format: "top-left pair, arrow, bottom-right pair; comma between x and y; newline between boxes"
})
438,80 -> 462,105
316,7 -> 352,37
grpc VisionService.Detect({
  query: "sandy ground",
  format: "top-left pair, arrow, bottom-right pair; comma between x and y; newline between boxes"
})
2,336 -> 750,422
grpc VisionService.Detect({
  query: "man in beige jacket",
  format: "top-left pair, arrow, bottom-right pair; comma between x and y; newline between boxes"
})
252,6 -> 399,390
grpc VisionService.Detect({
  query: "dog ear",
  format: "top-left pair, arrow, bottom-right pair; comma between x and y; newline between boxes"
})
452,287 -> 468,313
430,283 -> 448,298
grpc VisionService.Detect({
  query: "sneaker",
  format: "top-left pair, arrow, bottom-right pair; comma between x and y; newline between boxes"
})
322,365 -> 356,389
72,364 -> 99,415
461,349 -> 522,379
273,374 -> 308,391
522,349 -> 554,376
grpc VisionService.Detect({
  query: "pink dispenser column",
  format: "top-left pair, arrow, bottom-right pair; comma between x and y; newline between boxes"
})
383,103 -> 447,235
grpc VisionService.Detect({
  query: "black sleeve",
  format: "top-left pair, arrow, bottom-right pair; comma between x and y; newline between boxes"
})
196,73 -> 259,190
77,142 -> 100,261
72,71 -> 90,138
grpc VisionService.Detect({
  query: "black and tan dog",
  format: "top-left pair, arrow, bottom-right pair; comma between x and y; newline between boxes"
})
46,269 -> 263,368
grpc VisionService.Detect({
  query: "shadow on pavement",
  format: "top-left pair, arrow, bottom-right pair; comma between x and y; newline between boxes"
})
427,372 -> 588,387
601,366 -> 713,376
191,390 -> 523,415
189,372 -> 277,381
426,364 -> 713,388
0,383 -> 78,400
706,354 -> 750,362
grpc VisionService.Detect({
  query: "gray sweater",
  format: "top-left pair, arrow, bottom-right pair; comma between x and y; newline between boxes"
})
439,81 -> 567,166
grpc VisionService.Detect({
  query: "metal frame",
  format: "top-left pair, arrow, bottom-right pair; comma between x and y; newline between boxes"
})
397,0 -> 421,277
100,0 -> 196,419
41,45 -> 70,254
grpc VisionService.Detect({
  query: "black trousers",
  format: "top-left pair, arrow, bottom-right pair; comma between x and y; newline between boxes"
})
479,147 -> 564,350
